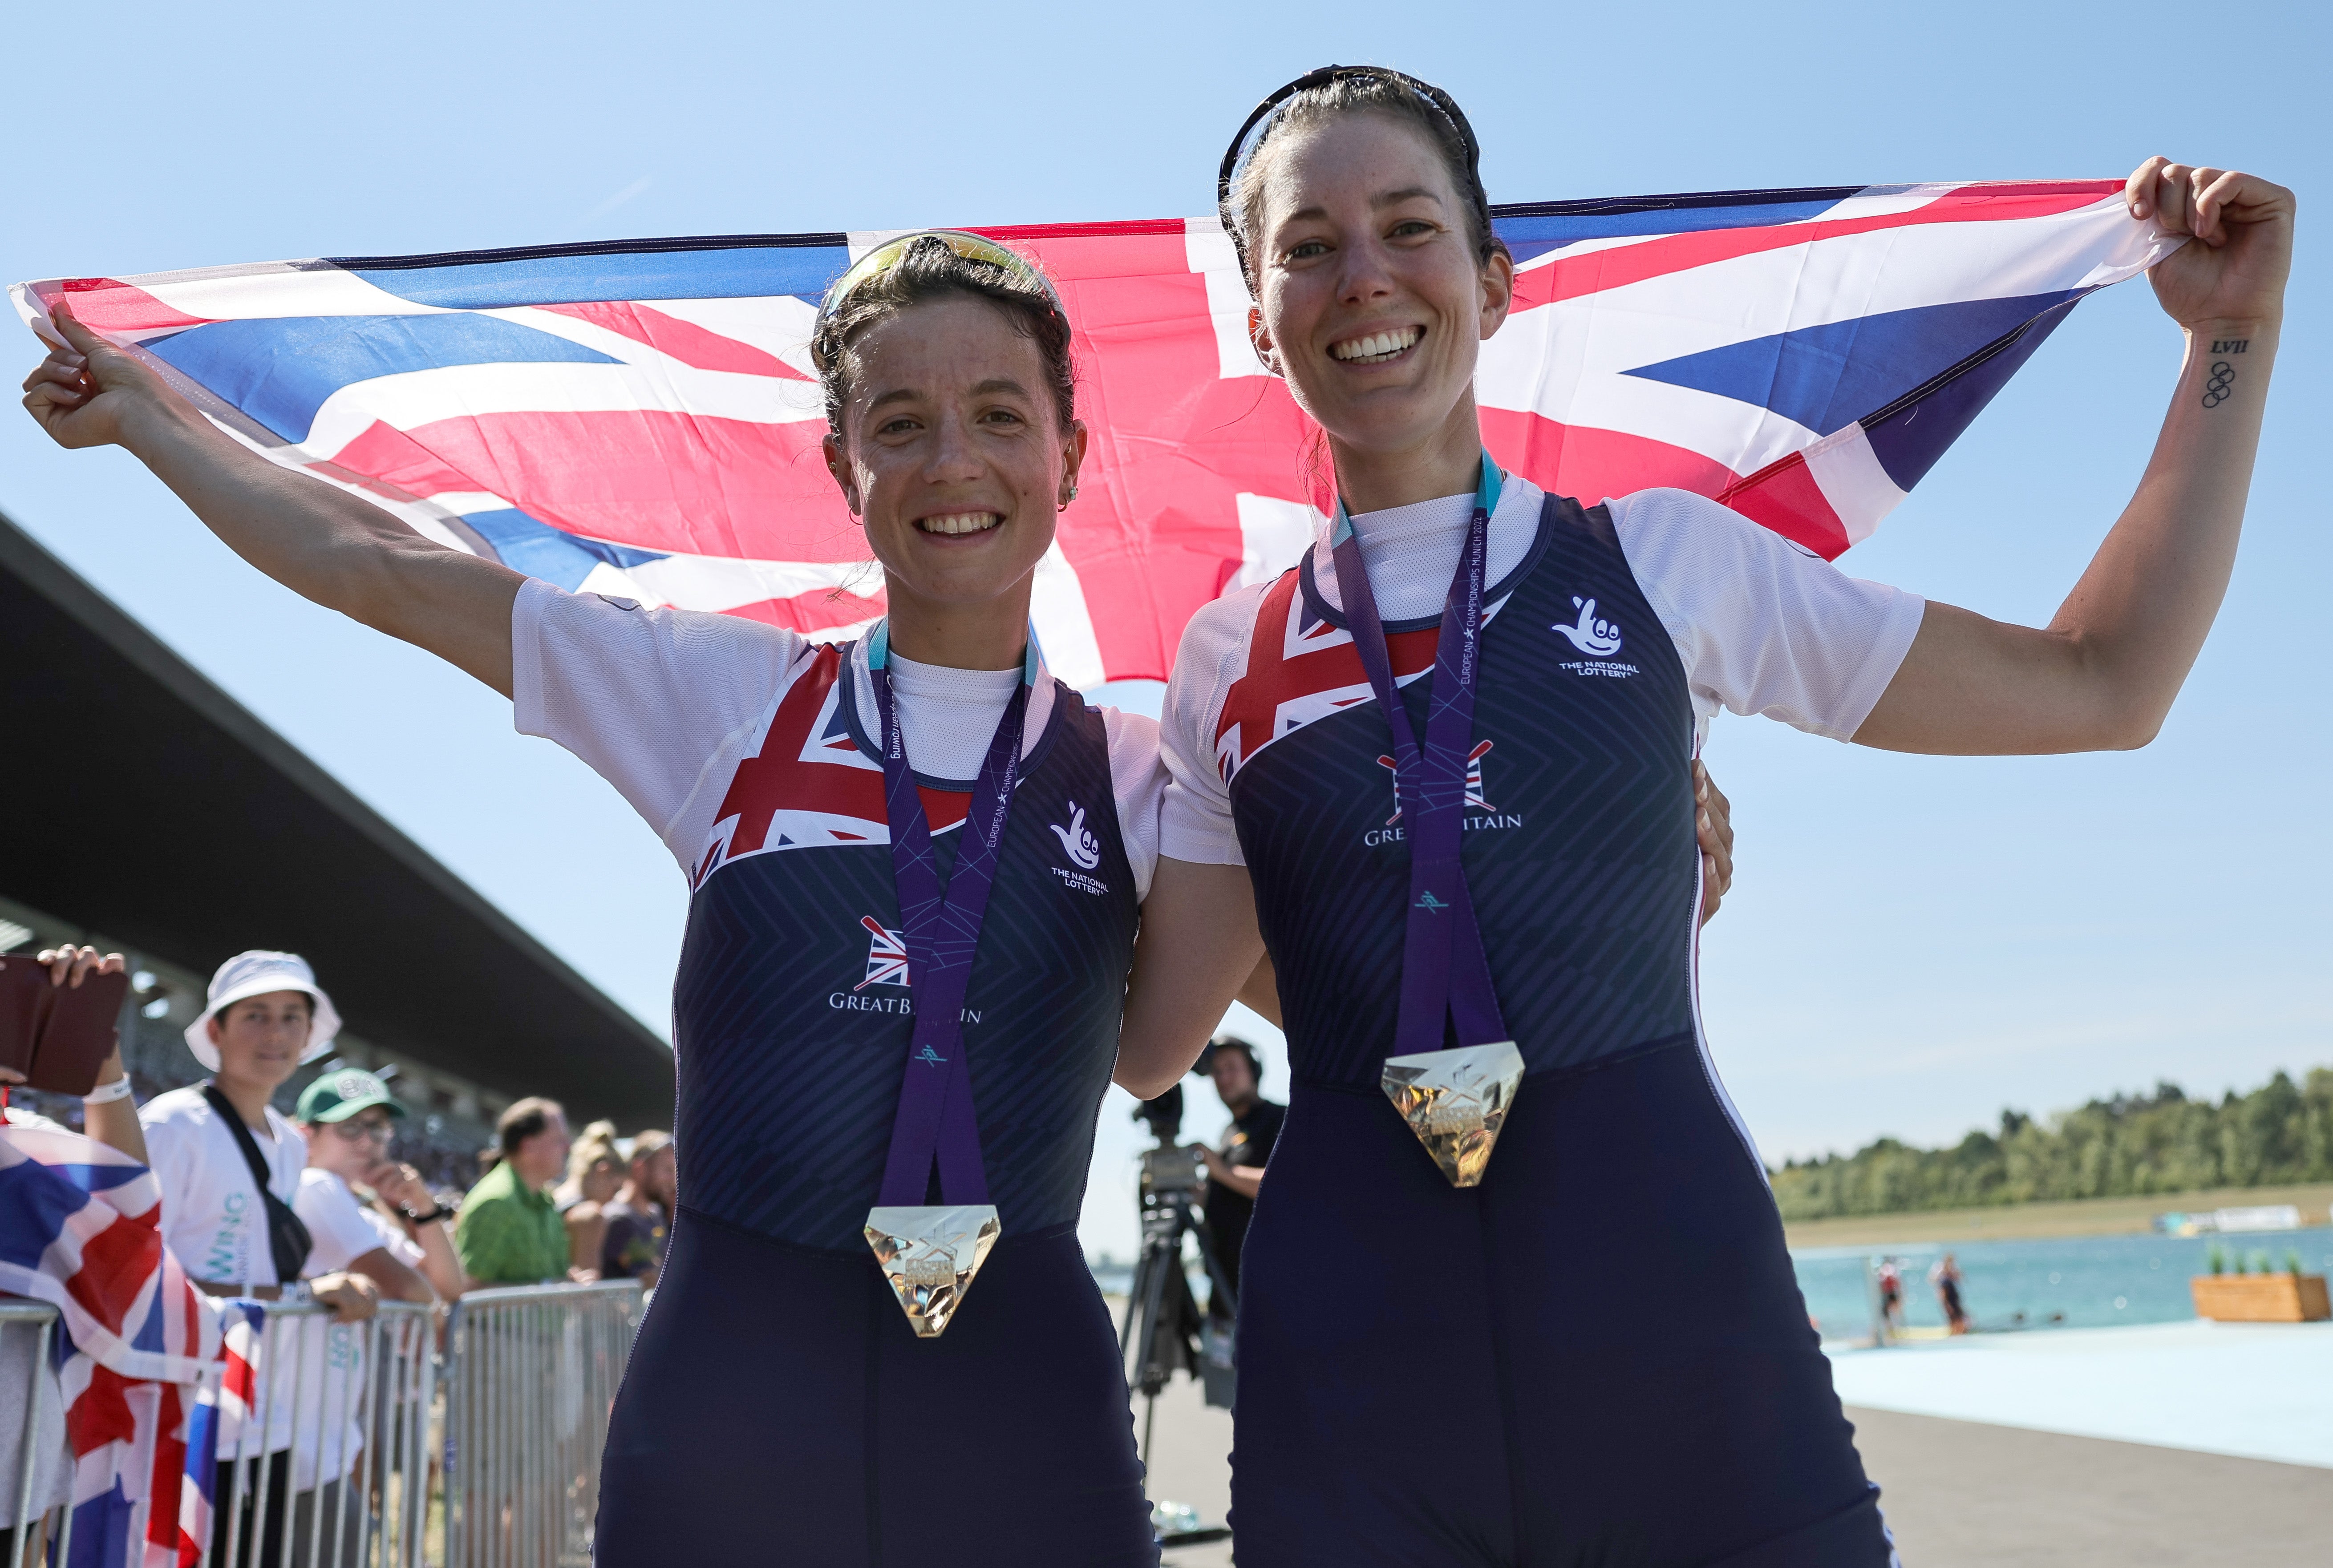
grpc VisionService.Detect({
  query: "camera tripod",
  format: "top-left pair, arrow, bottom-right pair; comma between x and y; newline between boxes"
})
1118,1141 -> 1238,1467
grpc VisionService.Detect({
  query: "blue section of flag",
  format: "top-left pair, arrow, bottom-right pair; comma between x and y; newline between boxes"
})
1620,292 -> 2081,436
1861,297 -> 2080,493
462,508 -> 667,591
134,1290 -> 168,1351
339,243 -> 855,308
144,315 -> 620,443
0,1156 -> 92,1266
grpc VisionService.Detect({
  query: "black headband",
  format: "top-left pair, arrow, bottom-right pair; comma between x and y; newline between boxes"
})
1216,64 -> 1489,277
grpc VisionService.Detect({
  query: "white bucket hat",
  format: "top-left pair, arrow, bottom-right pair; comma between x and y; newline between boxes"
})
184,950 -> 342,1072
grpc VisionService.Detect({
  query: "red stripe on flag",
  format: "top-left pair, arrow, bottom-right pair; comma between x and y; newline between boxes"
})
1716,452 -> 1851,559
332,410 -> 854,558
326,420 -> 488,501
722,588 -> 887,634
535,302 -> 809,379
36,278 -> 215,335
65,1212 -> 157,1337
1482,410 -> 1741,510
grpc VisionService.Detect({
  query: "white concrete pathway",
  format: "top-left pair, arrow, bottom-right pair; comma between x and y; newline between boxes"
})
1827,1318 -> 2333,1468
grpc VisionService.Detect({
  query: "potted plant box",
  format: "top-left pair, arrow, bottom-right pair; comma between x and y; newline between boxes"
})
2191,1273 -> 2332,1322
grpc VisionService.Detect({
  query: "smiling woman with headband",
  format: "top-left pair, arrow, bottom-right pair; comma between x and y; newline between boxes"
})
1110,64 -> 2293,1567
21,231 -> 1168,1563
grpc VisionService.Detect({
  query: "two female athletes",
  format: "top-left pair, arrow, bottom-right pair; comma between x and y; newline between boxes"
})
22,64 -> 2287,1568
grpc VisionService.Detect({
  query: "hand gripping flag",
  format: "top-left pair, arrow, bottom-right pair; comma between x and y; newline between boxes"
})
0,1119 -> 225,1566
11,182 -> 2174,684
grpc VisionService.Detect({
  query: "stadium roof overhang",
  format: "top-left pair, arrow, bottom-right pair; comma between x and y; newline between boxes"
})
0,509 -> 673,1127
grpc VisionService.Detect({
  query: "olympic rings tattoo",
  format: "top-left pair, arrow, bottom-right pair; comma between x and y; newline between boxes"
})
2202,361 -> 2237,408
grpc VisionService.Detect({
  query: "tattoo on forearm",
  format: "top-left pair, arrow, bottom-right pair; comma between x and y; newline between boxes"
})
2202,361 -> 2237,408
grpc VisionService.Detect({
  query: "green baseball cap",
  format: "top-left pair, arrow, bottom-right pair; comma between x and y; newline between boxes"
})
297,1067 -> 408,1124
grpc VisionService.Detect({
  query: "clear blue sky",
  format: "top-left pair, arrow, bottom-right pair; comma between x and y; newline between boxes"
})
4,0 -> 2323,1260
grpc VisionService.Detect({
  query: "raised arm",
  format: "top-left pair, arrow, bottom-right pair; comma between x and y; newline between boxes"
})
1854,160 -> 2292,755
22,308 -> 523,695
1115,858 -> 1265,1099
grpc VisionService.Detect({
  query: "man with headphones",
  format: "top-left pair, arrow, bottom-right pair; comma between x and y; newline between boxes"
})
1193,1035 -> 1284,1324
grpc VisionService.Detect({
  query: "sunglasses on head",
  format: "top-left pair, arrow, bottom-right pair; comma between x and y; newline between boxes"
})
816,230 -> 1069,335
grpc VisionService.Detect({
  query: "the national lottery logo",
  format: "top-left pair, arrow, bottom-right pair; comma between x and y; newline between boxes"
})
1050,803 -> 1102,869
1375,741 -> 1495,828
1553,594 -> 1640,679
1047,800 -> 1112,897
857,916 -> 910,990
1553,596 -> 1624,657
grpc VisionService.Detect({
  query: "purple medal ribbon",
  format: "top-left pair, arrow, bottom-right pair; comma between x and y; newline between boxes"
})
867,623 -> 1037,1208
1329,453 -> 1511,1056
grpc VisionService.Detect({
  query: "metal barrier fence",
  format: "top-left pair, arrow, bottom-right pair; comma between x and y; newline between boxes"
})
441,1283 -> 642,1568
4,1300 -> 69,1568
213,1298 -> 437,1568
4,1283 -> 641,1568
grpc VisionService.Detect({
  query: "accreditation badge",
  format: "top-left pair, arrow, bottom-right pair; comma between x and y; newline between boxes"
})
864,1204 -> 1002,1338
1380,1042 -> 1526,1187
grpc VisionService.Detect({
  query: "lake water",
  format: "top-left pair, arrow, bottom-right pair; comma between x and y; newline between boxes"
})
1093,1226 -> 2333,1338
1795,1227 -> 2333,1339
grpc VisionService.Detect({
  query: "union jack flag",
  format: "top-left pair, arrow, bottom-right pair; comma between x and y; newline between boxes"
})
0,1121 -> 225,1566
859,917 -> 911,990
10,182 -> 2171,684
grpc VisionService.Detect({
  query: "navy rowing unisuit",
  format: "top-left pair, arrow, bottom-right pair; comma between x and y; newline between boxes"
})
1160,475 -> 1924,1566
512,585 -> 1161,1567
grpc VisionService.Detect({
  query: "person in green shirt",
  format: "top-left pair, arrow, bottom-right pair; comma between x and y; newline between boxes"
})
455,1097 -> 574,1288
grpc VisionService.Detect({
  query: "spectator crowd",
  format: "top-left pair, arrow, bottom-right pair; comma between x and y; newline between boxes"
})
1,942 -> 672,1564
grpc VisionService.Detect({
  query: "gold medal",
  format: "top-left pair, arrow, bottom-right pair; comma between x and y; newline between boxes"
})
864,1204 -> 1001,1337
1380,1042 -> 1525,1187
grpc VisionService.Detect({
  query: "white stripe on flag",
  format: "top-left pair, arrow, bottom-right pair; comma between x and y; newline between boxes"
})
1232,493 -> 1319,591
645,295 -> 824,380
1802,424 -> 1910,547
138,262 -> 454,323
299,358 -> 827,460
1183,218 -> 1272,382
1030,541 -> 1106,690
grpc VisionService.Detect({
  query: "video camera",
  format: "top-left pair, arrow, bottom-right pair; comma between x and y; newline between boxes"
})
1121,1085 -> 1236,1435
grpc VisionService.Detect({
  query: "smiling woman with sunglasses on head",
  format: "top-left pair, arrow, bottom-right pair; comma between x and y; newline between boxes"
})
22,233 -> 1167,1564
1112,65 -> 2291,1567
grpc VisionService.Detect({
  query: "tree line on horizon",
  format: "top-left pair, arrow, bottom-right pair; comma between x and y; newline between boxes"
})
1770,1067 -> 2333,1222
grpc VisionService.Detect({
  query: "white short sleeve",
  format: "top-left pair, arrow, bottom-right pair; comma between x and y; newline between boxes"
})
1157,588 -> 1267,867
295,1169 -> 393,1277
1102,708 -> 1167,902
512,579 -> 809,871
1608,489 -> 1925,741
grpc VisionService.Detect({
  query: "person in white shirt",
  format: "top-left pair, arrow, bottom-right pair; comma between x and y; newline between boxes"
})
1106,65 -> 2290,1568
137,952 -> 379,1567
137,952 -> 376,1314
293,1068 -> 459,1305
